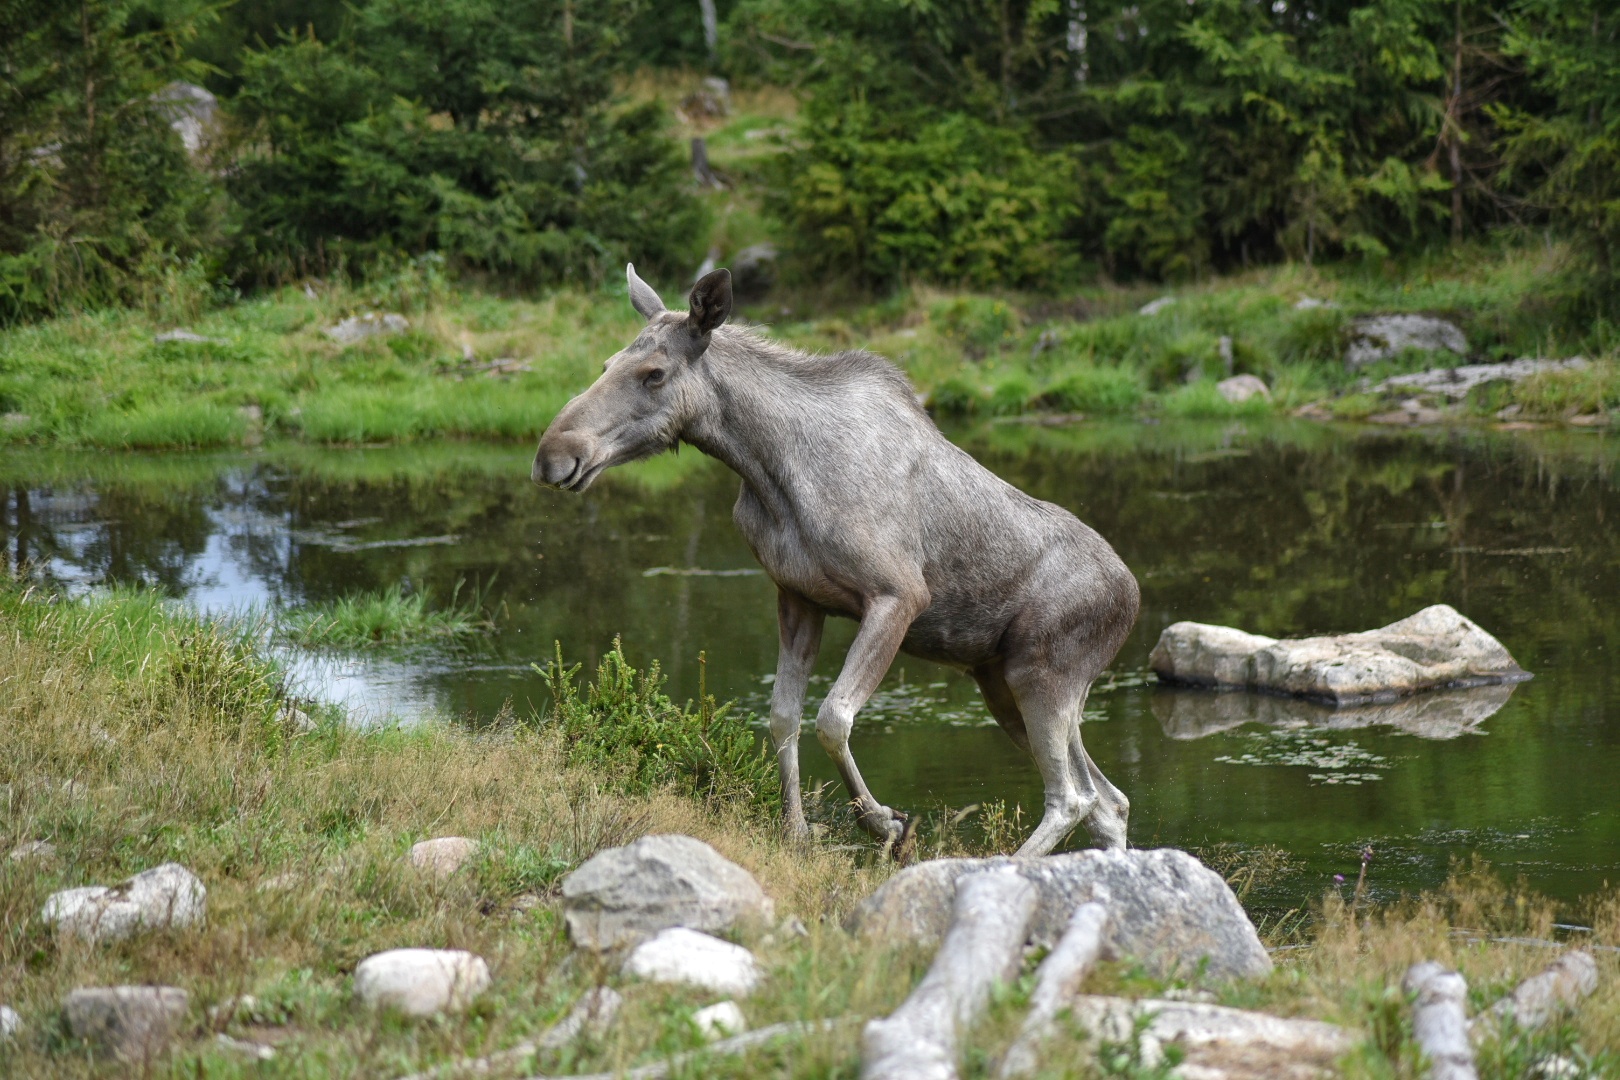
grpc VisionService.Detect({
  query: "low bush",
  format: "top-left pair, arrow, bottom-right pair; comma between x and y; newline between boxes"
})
279,584 -> 491,648
1039,365 -> 1145,414
539,640 -> 779,811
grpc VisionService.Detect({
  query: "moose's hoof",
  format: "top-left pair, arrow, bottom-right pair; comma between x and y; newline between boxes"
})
861,805 -> 907,843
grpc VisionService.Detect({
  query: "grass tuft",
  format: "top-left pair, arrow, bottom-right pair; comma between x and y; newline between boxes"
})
278,583 -> 491,647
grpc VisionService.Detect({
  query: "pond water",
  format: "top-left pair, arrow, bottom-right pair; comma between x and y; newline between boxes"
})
3,420 -> 1617,914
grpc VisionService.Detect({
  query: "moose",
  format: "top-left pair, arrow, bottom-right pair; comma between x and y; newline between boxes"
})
533,265 -> 1140,855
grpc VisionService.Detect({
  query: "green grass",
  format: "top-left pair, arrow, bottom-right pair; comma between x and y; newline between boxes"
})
0,574 -> 1616,1076
277,583 -> 492,647
0,243 -> 1614,452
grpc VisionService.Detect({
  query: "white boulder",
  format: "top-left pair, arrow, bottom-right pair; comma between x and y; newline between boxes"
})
63,986 -> 190,1061
692,1000 -> 748,1040
9,839 -> 56,861
1372,356 -> 1587,399
1346,314 -> 1468,369
847,848 -> 1271,982
623,928 -> 764,996
561,833 -> 774,949
42,863 -> 206,944
1216,374 -> 1270,404
354,948 -> 490,1017
409,836 -> 480,879
1150,604 -> 1529,705
0,1004 -> 19,1039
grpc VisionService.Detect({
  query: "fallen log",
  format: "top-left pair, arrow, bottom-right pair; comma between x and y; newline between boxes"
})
397,987 -> 621,1080
862,866 -> 1039,1080
1475,950 -> 1598,1035
997,901 -> 1109,1078
1405,962 -> 1477,1080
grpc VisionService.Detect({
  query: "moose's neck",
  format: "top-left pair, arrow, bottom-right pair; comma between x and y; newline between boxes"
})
679,347 -> 819,521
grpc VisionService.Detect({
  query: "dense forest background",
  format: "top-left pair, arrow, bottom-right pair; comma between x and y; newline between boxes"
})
0,0 -> 1615,327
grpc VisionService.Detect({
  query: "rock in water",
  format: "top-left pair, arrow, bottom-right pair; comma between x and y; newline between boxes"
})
63,986 -> 190,1061
1150,604 -> 1528,705
354,949 -> 491,1017
1345,314 -> 1467,369
561,834 -> 774,949
42,863 -> 206,944
1152,682 -> 1515,742
622,928 -> 764,996
408,836 -> 480,878
1216,374 -> 1270,404
846,849 -> 1271,981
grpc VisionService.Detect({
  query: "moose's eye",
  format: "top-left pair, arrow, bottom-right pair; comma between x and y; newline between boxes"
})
643,368 -> 667,388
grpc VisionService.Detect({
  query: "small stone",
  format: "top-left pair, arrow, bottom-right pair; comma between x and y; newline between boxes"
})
623,928 -> 764,996
42,862 -> 207,944
409,837 -> 480,879
154,329 -> 226,345
206,994 -> 260,1024
1294,296 -> 1338,311
0,1004 -> 20,1039
9,839 -> 56,862
1138,297 -> 1176,316
354,948 -> 490,1017
561,834 -> 774,950
1216,374 -> 1270,404
692,1000 -> 748,1041
64,985 -> 190,1061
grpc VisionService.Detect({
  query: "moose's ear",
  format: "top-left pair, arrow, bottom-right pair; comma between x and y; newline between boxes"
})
687,268 -> 733,337
626,263 -> 666,321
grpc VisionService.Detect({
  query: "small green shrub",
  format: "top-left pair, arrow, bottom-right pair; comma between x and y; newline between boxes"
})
929,297 -> 1020,356
928,375 -> 986,415
988,374 -> 1035,415
1039,366 -> 1144,414
82,402 -> 245,449
1513,361 -> 1618,417
538,640 -> 779,811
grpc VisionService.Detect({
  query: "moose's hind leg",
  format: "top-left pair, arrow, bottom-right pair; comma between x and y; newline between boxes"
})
1071,732 -> 1129,850
1000,666 -> 1099,857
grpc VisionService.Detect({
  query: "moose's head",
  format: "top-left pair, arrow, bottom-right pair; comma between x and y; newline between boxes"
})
532,264 -> 732,492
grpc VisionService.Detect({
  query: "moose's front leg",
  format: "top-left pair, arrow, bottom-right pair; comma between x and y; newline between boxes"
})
770,588 -> 824,840
816,591 -> 927,843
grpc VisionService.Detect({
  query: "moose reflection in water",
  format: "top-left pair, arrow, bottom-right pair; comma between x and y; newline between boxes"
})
533,265 -> 1140,855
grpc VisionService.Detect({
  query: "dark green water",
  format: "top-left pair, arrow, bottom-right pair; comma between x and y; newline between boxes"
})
3,420 -> 1617,912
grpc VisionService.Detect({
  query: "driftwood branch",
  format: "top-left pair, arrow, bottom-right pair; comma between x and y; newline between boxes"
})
397,987 -> 621,1080
1404,962 -> 1478,1080
998,900 -> 1109,1078
862,866 -> 1039,1080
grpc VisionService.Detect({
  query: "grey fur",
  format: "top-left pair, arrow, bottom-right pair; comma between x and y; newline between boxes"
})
533,265 -> 1140,854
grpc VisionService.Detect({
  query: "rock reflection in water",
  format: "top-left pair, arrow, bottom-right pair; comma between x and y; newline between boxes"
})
1151,683 -> 1516,742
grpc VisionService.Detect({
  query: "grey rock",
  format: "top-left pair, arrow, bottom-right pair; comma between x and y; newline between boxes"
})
622,927 -> 764,996
1063,995 -> 1358,1079
561,833 -> 774,950
731,243 -> 779,300
1138,297 -> 1176,316
1149,604 -> 1529,705
151,82 -> 217,155
42,862 -> 206,944
215,1032 -> 276,1060
1294,296 -> 1339,311
846,848 -> 1271,981
9,839 -> 56,861
408,836 -> 480,878
1481,950 -> 1598,1031
63,985 -> 190,1061
324,312 -> 409,345
1346,314 -> 1467,369
0,1004 -> 19,1039
1372,357 -> 1587,400
353,948 -> 490,1017
1216,374 -> 1269,404
1152,682 -> 1516,742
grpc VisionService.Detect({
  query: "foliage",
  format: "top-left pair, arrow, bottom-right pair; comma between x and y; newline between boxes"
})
225,0 -> 705,288
539,639 -> 780,811
0,0 -> 222,325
